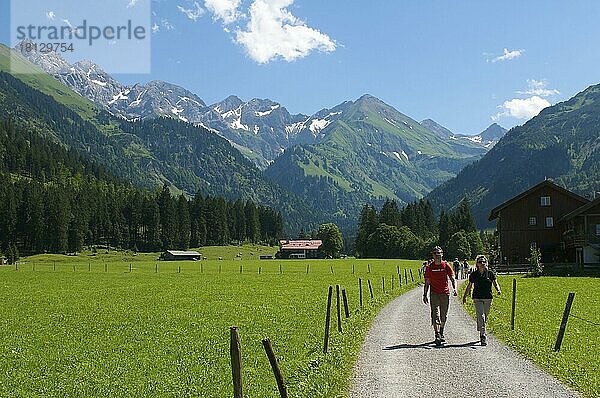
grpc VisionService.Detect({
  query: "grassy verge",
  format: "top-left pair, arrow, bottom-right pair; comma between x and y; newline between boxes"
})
460,274 -> 600,397
0,254 -> 422,397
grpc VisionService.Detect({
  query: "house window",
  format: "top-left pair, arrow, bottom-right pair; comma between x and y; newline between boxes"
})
545,217 -> 554,227
540,196 -> 551,206
529,217 -> 537,226
596,224 -> 600,236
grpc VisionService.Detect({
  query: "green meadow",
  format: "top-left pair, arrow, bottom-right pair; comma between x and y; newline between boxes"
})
461,274 -> 600,398
0,249 -> 423,397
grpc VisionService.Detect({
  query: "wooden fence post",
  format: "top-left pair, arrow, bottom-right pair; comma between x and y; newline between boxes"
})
382,276 -> 385,293
330,265 -> 334,274
306,264 -> 309,274
129,263 -> 132,273
352,264 -> 355,274
391,274 -> 394,290
398,273 -> 402,287
155,264 -> 158,273
240,265 -> 243,274
336,285 -> 342,333
397,265 -> 400,274
262,339 -> 288,398
280,264 -> 282,274
323,286 -> 333,353
511,278 -> 517,330
554,292 -> 576,352
368,279 -> 374,300
359,278 -> 363,308
410,269 -> 414,282
404,269 -> 408,285
368,264 -> 371,273
230,326 -> 243,398
342,289 -> 350,318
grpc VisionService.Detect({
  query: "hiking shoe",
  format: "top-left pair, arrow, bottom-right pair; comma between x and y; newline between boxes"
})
439,327 -> 445,343
434,333 -> 442,347
480,335 -> 487,346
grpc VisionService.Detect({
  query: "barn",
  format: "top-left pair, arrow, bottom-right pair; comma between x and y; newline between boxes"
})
161,250 -> 202,261
278,240 -> 323,259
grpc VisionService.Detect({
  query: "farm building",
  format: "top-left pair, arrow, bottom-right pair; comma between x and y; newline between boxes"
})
161,250 -> 201,261
559,196 -> 600,266
488,179 -> 593,265
277,240 -> 323,259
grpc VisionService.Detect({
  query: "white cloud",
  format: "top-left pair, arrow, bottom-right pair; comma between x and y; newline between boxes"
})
517,79 -> 560,97
46,11 -> 56,20
492,96 -> 550,121
489,48 -> 524,63
205,0 -> 242,24
178,2 -> 205,21
152,23 -> 160,33
127,0 -> 141,8
235,0 -> 336,64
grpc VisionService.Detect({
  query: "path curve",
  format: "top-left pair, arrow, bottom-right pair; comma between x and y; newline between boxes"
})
349,284 -> 580,398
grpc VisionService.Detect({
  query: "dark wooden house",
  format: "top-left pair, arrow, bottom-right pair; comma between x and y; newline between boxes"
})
488,180 -> 589,264
277,240 -> 323,259
161,250 -> 201,261
559,197 -> 600,266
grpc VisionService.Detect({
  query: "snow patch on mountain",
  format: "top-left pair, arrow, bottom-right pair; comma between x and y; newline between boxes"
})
309,119 -> 331,134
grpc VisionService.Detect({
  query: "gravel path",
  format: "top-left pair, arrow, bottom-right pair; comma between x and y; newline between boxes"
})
348,284 -> 580,398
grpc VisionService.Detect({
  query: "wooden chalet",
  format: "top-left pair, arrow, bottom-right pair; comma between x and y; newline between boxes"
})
488,180 -> 589,264
161,250 -> 201,261
558,197 -> 600,266
277,240 -> 323,259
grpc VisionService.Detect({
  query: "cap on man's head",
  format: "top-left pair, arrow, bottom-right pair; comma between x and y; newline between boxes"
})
431,246 -> 443,254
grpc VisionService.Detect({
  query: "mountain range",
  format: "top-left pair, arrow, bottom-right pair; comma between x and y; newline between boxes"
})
3,42 -> 512,232
15,42 -> 500,167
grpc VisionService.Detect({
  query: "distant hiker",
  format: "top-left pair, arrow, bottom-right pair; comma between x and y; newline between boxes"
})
423,246 -> 457,346
462,259 -> 470,279
462,255 -> 501,346
453,258 -> 460,279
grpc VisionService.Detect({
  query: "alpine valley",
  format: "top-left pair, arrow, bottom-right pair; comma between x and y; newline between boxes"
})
3,43 -> 507,232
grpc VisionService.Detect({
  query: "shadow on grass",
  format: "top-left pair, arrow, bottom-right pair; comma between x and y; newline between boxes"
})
383,341 -> 480,350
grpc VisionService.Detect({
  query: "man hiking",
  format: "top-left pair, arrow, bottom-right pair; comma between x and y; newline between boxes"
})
423,246 -> 457,346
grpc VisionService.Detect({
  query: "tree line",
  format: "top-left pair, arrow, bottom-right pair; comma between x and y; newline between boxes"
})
0,119 -> 283,263
355,198 -> 493,260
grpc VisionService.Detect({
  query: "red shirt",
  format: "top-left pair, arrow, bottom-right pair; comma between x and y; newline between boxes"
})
425,261 -> 454,294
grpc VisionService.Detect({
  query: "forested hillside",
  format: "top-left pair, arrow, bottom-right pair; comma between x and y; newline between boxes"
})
427,83 -> 600,226
0,118 -> 283,259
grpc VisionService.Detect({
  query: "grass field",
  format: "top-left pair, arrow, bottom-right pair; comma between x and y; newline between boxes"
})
461,274 -> 600,398
0,249 -> 423,397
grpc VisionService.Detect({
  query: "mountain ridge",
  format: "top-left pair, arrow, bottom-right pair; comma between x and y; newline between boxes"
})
426,83 -> 600,227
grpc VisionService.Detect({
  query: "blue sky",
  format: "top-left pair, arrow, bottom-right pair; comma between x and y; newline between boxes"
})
2,0 -> 600,134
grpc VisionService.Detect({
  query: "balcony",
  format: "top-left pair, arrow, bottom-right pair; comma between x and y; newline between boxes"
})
563,233 -> 600,248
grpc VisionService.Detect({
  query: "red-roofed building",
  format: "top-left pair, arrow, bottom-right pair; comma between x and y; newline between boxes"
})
277,240 -> 323,259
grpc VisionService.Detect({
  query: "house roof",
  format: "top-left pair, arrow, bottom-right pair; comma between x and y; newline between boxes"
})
279,240 -> 323,250
558,196 -> 600,223
165,250 -> 201,256
488,179 -> 589,221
